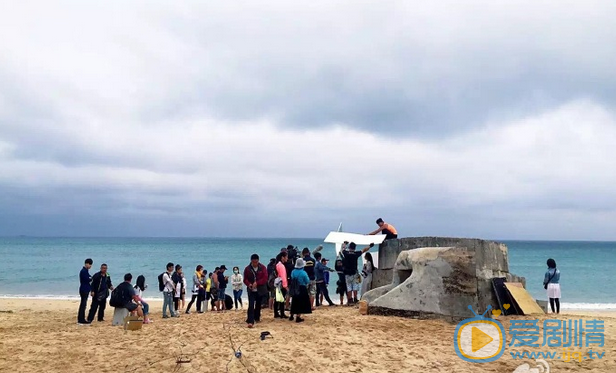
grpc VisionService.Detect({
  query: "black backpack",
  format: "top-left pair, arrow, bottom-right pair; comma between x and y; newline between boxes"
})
157,272 -> 165,292
267,266 -> 278,290
110,283 -> 128,307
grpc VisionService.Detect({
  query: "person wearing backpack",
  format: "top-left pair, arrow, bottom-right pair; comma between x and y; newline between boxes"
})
274,251 -> 288,319
110,273 -> 143,318
161,262 -> 178,318
243,254 -> 268,328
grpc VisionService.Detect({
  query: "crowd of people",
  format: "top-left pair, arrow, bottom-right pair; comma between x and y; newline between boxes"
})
77,242 -> 377,327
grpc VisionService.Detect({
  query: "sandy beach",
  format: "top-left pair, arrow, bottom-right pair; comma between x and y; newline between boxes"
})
0,299 -> 614,373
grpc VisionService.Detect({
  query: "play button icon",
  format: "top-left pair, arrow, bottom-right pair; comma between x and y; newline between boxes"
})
472,326 -> 494,352
454,318 -> 505,363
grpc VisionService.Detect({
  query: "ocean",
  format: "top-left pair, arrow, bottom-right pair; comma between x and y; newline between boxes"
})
0,237 -> 613,310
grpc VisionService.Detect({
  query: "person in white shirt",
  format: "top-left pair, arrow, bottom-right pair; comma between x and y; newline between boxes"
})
231,266 -> 244,310
134,275 -> 152,324
162,262 -> 179,318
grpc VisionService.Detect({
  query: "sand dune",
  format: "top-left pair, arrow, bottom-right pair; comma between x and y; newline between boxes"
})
0,298 -> 614,372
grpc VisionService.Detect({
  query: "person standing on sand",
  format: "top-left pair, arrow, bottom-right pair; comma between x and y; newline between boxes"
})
78,258 -> 93,325
87,263 -> 113,322
282,247 -> 295,310
360,252 -> 376,297
289,258 -> 312,323
335,259 -> 347,305
341,242 -> 374,305
544,258 -> 561,314
243,254 -> 268,328
172,264 -> 184,313
301,248 -> 317,310
231,266 -> 244,310
186,265 -> 204,314
368,218 -> 398,240
162,262 -> 178,318
266,258 -> 277,310
274,251 -> 289,319
321,258 -> 332,306
315,257 -> 335,306
180,270 -> 187,311
217,265 -> 229,311
205,271 -> 213,311
211,268 -> 220,311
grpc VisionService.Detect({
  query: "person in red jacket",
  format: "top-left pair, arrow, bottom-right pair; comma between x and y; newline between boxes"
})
243,254 -> 268,328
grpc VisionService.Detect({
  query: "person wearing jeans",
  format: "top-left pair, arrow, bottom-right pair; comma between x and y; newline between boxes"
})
231,266 -> 244,310
77,258 -> 93,325
243,254 -> 268,328
315,258 -> 335,306
162,262 -> 178,318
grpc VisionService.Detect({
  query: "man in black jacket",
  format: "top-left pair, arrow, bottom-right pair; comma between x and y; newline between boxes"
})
87,263 -> 114,322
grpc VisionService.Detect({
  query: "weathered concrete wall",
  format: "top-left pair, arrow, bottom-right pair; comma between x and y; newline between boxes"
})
365,237 -> 525,322
372,237 -> 526,291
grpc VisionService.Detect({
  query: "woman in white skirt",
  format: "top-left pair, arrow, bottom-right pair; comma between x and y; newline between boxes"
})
543,258 -> 561,314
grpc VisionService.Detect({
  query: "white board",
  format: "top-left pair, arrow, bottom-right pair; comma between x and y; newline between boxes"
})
324,232 -> 387,246
323,231 -> 386,268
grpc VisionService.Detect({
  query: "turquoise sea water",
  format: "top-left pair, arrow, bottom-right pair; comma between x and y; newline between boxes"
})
0,237 -> 613,309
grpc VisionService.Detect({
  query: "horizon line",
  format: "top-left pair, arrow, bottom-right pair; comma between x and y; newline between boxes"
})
2,235 -> 616,243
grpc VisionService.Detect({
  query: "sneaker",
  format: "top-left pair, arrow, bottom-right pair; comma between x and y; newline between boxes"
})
185,311 -> 191,314
162,315 -> 170,319
77,321 -> 91,326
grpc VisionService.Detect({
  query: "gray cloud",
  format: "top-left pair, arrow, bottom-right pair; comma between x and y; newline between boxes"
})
1,2 -> 616,239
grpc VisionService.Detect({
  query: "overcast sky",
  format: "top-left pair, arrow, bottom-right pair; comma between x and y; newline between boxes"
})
1,1 -> 616,239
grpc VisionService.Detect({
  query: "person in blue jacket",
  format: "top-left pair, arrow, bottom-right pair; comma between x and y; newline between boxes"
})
543,258 -> 561,314
289,258 -> 312,323
77,258 -> 93,325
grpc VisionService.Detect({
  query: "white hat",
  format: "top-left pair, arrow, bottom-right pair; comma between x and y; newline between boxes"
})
295,258 -> 305,269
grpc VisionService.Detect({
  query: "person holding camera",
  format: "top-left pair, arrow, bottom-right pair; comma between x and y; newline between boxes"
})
340,242 -> 373,305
